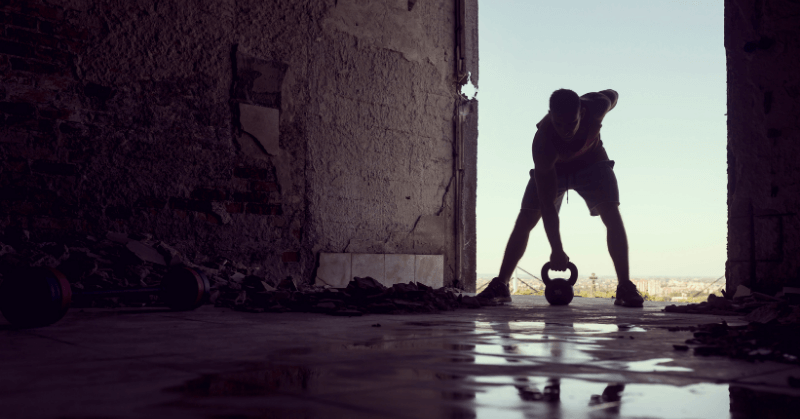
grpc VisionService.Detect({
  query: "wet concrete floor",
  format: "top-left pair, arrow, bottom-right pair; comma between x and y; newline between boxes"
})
2,295 -> 800,418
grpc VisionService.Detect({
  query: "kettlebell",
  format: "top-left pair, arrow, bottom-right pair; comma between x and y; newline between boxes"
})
541,262 -> 579,306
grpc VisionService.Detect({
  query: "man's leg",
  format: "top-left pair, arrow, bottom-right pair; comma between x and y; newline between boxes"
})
595,202 -> 629,283
477,209 -> 541,302
595,202 -> 643,307
497,209 -> 541,284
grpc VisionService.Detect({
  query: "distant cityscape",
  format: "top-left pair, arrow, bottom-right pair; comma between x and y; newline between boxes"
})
476,271 -> 725,302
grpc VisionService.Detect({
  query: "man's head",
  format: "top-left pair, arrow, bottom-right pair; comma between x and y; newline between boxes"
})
549,89 -> 584,140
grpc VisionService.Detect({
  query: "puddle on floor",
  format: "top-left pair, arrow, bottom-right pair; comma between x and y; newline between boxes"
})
164,319 -> 799,418
470,375 -> 800,418
260,321 -> 671,370
473,377 -> 731,419
271,321 -> 646,360
460,323 -> 633,366
167,365 -> 800,419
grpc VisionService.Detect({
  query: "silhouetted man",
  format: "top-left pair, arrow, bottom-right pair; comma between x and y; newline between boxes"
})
478,89 -> 644,307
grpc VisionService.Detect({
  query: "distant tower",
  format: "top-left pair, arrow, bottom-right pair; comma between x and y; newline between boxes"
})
590,273 -> 598,296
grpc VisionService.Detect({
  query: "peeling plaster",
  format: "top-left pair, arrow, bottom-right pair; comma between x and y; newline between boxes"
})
239,104 -> 280,156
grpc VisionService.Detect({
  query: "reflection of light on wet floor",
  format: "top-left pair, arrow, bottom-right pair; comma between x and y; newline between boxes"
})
508,333 -> 613,345
473,353 -> 515,365
474,321 -> 646,334
473,377 -> 730,419
467,326 -> 628,365
603,358 -> 693,373
574,323 -> 647,334
470,340 -> 603,365
620,383 -> 729,418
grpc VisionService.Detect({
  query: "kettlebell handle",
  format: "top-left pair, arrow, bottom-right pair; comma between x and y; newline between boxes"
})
541,262 -> 578,286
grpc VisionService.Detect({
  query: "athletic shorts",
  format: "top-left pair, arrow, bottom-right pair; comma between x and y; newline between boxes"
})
521,160 -> 619,216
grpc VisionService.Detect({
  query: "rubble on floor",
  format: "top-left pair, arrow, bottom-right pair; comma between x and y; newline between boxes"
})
663,285 -> 800,365
673,317 -> 800,365
212,275 -> 488,315
0,228 -> 486,314
664,287 -> 798,318
0,229 -> 176,307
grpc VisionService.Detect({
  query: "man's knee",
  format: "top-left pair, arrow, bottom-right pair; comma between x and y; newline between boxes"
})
515,209 -> 541,231
596,203 -> 623,226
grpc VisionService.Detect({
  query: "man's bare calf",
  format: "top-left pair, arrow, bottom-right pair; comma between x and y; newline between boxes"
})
497,209 -> 541,285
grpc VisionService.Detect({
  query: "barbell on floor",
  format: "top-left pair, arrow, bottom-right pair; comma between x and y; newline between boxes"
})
0,265 -> 210,328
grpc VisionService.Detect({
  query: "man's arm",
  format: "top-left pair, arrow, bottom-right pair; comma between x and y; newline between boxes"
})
576,90 -> 617,143
532,132 -> 569,270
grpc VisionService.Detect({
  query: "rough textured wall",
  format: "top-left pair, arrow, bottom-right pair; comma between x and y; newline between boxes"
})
726,0 -> 800,294
457,0 -> 478,291
460,97 -> 477,291
0,0 -> 477,287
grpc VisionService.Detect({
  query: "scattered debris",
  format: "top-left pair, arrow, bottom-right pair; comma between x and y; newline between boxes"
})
0,231 -> 176,307
744,304 -> 782,324
664,291 -> 797,319
783,287 -> 800,305
213,275 -> 493,315
665,287 -> 800,365
667,326 -> 696,332
732,284 -> 752,299
693,346 -> 726,357
0,229 -> 491,315
664,294 -> 740,316
673,318 -> 800,364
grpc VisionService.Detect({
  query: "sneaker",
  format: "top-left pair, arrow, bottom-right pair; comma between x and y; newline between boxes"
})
476,277 -> 512,303
614,281 -> 644,307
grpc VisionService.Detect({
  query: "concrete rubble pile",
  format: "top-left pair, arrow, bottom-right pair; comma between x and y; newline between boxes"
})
664,285 -> 800,318
672,315 -> 800,366
0,228 -> 197,307
665,293 -> 770,316
213,275 -> 487,316
666,287 -> 800,366
0,228 -> 486,314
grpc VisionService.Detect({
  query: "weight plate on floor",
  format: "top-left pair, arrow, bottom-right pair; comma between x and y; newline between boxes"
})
162,266 -> 209,311
0,267 -> 71,327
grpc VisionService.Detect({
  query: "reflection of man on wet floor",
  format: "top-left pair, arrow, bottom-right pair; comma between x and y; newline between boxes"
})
498,322 -> 626,413
478,89 -> 644,308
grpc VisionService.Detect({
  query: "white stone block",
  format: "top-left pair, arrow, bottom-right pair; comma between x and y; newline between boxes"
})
415,255 -> 443,288
316,253 -> 351,288
352,253 -> 385,284
384,254 -> 415,287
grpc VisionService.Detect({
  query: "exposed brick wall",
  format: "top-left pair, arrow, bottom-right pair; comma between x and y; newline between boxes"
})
0,0 -> 94,235
0,0 -> 307,280
726,0 -> 800,294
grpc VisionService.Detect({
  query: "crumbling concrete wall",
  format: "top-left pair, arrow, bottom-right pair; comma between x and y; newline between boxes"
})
726,0 -> 800,294
0,0 -> 478,288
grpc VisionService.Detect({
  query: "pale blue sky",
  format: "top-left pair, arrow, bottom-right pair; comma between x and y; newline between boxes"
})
476,0 -> 726,277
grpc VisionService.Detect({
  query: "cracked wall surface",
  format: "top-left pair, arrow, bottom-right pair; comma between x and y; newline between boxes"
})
0,0 -> 478,287
726,0 -> 800,293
